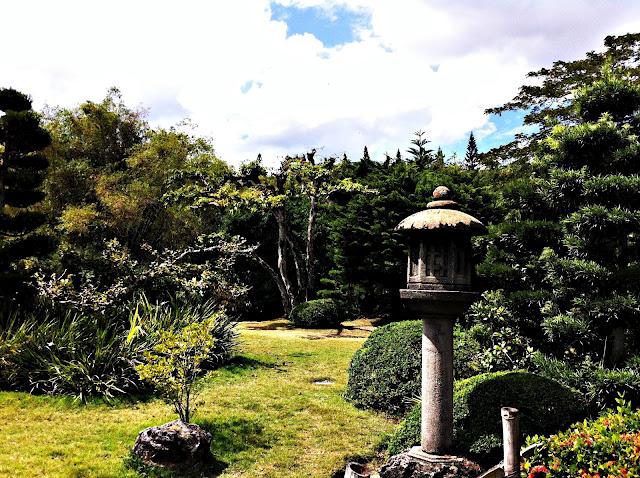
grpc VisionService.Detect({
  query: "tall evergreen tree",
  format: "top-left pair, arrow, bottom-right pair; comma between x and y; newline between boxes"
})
434,147 -> 446,168
355,145 -> 375,177
407,129 -> 434,169
0,88 -> 52,300
464,132 -> 479,170
479,71 -> 640,369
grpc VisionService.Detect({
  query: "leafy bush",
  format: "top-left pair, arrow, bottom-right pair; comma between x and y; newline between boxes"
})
0,298 -> 238,401
136,318 -> 216,422
345,321 -> 490,416
524,397 -> 640,478
0,308 -> 141,401
387,371 -> 587,464
289,299 -> 341,328
533,353 -> 640,412
345,321 -> 422,416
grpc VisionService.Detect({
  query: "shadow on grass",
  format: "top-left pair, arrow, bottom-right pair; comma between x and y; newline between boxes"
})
124,451 -> 228,478
196,416 -> 274,458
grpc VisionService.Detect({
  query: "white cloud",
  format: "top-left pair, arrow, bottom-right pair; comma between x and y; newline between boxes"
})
2,0 -> 640,166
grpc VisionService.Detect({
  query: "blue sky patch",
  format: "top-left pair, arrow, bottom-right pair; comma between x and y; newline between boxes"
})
270,2 -> 371,48
240,80 -> 262,94
441,110 -> 536,159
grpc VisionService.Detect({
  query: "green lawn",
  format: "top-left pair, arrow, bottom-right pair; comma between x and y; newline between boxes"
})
0,324 -> 394,478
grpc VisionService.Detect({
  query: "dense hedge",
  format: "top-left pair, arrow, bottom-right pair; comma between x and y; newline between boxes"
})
289,299 -> 342,328
387,371 -> 587,464
345,321 -> 422,416
345,321 -> 485,416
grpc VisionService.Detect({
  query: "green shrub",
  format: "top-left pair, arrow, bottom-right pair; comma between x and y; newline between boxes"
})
0,298 -> 239,401
387,371 -> 587,464
345,321 -> 487,416
524,397 -> 640,478
289,299 -> 341,328
533,353 -> 640,412
345,321 -> 422,416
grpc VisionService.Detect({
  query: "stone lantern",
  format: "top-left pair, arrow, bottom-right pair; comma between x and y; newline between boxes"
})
396,186 -> 487,462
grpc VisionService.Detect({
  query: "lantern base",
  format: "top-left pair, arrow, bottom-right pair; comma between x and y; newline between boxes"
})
408,446 -> 465,464
400,289 -> 479,318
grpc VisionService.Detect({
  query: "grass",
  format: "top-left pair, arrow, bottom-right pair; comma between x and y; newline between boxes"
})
0,324 -> 395,478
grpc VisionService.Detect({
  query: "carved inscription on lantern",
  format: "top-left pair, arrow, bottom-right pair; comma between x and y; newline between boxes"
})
407,234 -> 473,290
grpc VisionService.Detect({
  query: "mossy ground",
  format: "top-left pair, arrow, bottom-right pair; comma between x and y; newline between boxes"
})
0,323 -> 393,477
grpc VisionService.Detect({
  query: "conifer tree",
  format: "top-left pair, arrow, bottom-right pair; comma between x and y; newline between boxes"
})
464,132 -> 479,170
434,147 -> 446,168
480,72 -> 640,368
406,130 -> 433,169
355,146 -> 375,177
0,88 -> 51,300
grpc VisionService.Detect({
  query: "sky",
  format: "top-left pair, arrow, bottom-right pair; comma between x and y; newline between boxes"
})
3,1 -> 640,166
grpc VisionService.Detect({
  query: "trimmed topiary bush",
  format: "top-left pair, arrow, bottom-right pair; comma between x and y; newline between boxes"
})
289,299 -> 341,328
345,321 -> 486,416
345,320 -> 422,416
387,371 -> 587,464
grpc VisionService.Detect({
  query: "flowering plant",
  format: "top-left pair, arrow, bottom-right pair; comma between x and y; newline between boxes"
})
523,396 -> 640,478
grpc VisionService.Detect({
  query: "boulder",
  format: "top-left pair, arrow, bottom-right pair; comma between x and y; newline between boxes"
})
133,420 -> 213,469
379,453 -> 481,478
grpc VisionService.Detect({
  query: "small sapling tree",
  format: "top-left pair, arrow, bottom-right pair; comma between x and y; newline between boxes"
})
136,317 -> 217,423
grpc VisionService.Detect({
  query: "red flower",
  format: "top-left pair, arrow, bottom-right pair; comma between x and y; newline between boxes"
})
528,465 -> 550,478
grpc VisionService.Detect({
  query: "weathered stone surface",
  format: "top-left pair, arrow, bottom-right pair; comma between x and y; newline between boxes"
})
133,420 -> 213,469
379,453 -> 482,478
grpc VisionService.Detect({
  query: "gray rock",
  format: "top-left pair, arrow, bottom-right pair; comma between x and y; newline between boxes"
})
133,420 -> 213,469
379,453 -> 482,478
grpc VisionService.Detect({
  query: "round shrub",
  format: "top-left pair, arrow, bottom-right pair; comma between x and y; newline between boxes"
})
345,321 -> 486,416
289,299 -> 341,328
387,371 -> 587,464
345,321 -> 422,416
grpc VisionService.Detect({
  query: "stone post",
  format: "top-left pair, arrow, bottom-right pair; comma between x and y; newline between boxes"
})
501,407 -> 520,478
421,316 -> 454,454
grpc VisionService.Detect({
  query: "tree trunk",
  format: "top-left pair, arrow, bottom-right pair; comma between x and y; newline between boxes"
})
274,208 -> 297,311
604,326 -> 626,367
305,194 -> 318,301
255,255 -> 293,317
286,233 -> 305,300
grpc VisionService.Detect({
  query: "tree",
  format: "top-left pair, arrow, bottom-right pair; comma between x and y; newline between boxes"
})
0,88 -> 52,301
464,132 -> 479,170
136,317 -> 217,423
478,70 -> 640,368
196,152 -> 371,315
406,130 -> 433,169
434,147 -> 446,168
484,32 -> 640,166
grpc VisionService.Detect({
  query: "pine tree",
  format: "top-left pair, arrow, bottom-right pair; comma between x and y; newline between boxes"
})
355,146 -> 375,177
407,130 -> 434,169
394,149 -> 402,164
0,88 -> 52,300
479,72 -> 640,368
464,132 -> 479,170
434,147 -> 445,167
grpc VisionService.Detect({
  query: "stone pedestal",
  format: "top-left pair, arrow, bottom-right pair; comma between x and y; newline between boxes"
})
401,289 -> 478,456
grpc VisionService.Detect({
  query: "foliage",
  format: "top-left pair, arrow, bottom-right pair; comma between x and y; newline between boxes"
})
136,318 -> 216,423
345,321 -> 422,416
0,307 -> 142,401
464,132 -> 480,170
345,320 -> 495,415
0,297 -> 238,401
289,298 -> 341,329
0,87 -> 52,301
533,353 -> 640,412
387,372 -> 587,464
34,234 -> 252,316
524,397 -> 640,478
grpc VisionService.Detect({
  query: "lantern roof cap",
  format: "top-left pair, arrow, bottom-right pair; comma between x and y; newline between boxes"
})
395,186 -> 487,235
